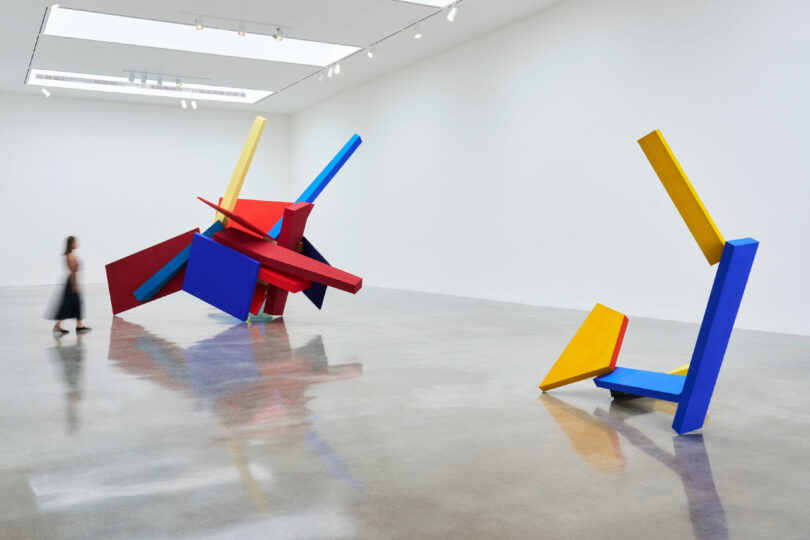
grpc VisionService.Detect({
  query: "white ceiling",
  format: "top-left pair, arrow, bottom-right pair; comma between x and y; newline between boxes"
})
0,0 -> 566,113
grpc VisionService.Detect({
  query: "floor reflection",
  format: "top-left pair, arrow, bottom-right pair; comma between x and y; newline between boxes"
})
541,394 -> 728,540
104,317 -> 364,510
48,334 -> 85,434
108,317 -> 363,433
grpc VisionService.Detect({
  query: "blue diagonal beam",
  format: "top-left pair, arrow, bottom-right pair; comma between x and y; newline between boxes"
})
268,134 -> 362,238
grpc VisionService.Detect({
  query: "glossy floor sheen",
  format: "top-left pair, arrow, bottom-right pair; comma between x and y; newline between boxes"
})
1,285 -> 809,539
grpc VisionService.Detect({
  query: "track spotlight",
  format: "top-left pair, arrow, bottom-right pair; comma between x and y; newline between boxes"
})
413,25 -> 422,39
191,100 -> 197,110
367,46 -> 375,59
237,23 -> 246,37
274,27 -> 284,41
447,5 -> 458,22
41,87 -> 51,97
181,99 -> 188,109
334,62 -> 341,75
327,66 -> 333,78
128,73 -> 135,83
175,78 -> 182,88
140,73 -> 147,85
195,18 -> 203,31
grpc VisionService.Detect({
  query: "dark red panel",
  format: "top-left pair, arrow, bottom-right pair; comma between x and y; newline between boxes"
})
105,229 -> 199,315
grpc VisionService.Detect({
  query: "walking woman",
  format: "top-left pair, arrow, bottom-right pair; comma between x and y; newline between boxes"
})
52,236 -> 91,334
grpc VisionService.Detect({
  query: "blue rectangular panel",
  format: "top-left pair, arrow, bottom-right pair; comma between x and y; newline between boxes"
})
673,238 -> 759,434
181,233 -> 260,321
268,134 -> 362,238
301,236 -> 328,310
134,221 -> 225,302
594,367 -> 685,402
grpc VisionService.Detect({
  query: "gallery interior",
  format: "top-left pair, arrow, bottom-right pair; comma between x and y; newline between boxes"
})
0,0 -> 807,538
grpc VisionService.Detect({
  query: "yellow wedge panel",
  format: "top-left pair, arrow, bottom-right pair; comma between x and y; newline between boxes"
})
540,303 -> 628,391
668,363 -> 690,376
217,116 -> 267,224
638,130 -> 725,265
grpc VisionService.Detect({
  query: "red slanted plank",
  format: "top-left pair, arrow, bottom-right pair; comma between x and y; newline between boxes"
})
218,198 -> 290,239
213,227 -> 362,294
198,197 -> 274,240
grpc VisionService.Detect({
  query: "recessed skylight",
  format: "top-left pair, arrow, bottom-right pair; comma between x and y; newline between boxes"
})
395,0 -> 456,7
26,69 -> 273,104
44,7 -> 361,67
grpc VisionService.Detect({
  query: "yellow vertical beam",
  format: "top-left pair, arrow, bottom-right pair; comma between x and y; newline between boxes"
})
217,116 -> 267,224
638,130 -> 725,265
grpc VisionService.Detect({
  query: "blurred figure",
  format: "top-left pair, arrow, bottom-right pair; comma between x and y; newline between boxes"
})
50,236 -> 91,334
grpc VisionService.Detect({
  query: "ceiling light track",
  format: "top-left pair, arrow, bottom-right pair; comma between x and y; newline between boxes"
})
296,0 -> 466,93
27,69 -> 272,104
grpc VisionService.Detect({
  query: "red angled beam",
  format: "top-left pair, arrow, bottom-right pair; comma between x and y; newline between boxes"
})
264,202 -> 314,315
197,197 -> 275,241
213,227 -> 362,294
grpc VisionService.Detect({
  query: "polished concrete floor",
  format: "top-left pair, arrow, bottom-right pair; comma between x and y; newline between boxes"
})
0,284 -> 808,539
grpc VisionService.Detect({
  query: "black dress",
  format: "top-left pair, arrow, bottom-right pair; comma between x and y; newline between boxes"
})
52,261 -> 82,321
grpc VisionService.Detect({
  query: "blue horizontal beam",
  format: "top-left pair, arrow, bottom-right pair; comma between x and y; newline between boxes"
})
594,367 -> 685,402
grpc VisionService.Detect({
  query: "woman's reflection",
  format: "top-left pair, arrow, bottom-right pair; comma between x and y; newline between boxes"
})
49,334 -> 85,433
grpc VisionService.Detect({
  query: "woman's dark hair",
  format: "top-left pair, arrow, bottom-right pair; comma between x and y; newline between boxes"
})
64,236 -> 76,255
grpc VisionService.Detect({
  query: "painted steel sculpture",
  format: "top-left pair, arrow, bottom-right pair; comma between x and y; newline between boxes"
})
106,116 -> 363,321
540,130 -> 758,434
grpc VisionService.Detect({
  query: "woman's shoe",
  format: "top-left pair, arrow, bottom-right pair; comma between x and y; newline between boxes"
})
53,328 -> 69,335
76,327 -> 92,333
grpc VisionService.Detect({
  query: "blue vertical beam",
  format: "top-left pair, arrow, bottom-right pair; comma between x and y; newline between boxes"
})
134,221 -> 225,302
673,238 -> 759,434
268,134 -> 362,238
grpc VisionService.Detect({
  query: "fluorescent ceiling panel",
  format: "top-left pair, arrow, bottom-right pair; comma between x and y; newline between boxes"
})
43,7 -> 361,67
395,0 -> 456,7
27,69 -> 273,104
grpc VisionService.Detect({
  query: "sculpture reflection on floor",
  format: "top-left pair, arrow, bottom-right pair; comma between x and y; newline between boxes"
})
108,317 -> 362,431
541,394 -> 728,540
107,317 -> 364,508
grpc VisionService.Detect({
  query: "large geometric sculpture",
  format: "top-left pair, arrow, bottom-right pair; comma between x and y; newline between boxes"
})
540,130 -> 758,434
105,116 -> 365,320
539,303 -> 628,391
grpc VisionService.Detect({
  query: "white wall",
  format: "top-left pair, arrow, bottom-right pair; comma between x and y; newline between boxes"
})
0,93 -> 290,286
290,0 -> 810,335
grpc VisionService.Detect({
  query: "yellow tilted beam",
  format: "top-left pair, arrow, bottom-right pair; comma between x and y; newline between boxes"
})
638,130 -> 725,265
217,116 -> 267,224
